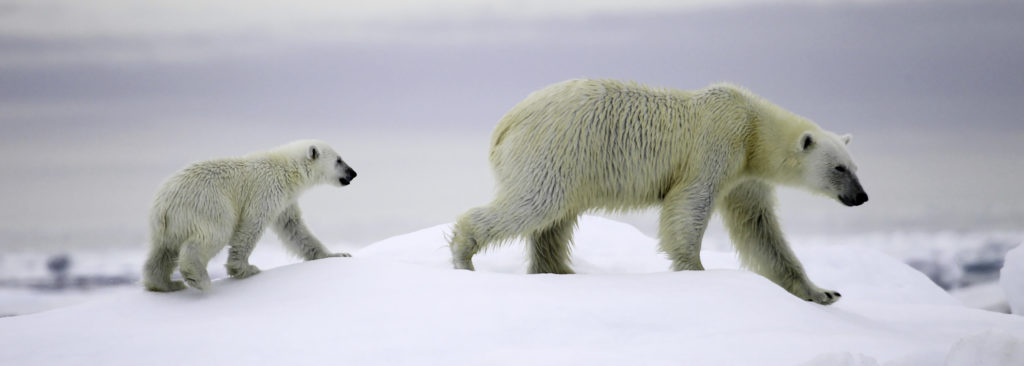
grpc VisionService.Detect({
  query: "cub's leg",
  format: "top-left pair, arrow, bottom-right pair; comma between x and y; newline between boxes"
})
142,241 -> 186,292
225,219 -> 268,279
527,215 -> 578,274
719,180 -> 841,305
272,204 -> 350,261
178,237 -> 224,291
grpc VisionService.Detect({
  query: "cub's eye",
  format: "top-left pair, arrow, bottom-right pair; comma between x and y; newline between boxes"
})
835,165 -> 847,173
336,158 -> 342,165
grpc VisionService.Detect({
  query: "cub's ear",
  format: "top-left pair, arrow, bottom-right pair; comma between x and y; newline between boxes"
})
841,134 -> 853,145
308,145 -> 320,160
798,131 -> 814,152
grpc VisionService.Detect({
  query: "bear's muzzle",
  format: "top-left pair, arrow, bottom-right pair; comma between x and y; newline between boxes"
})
339,167 -> 357,186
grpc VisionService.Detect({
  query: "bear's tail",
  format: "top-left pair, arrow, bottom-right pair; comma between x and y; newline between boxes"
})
148,207 -> 166,240
489,119 -> 514,161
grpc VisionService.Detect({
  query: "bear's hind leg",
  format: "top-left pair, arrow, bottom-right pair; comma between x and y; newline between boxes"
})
719,181 -> 841,305
449,208 -> 488,271
450,199 -> 560,271
527,215 -> 578,274
142,244 -> 186,292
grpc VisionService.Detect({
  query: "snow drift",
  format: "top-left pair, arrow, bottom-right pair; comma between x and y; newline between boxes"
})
1002,244 -> 1024,314
1,216 -> 1022,366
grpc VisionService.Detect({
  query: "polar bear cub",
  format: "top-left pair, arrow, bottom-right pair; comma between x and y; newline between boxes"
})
143,140 -> 357,292
449,79 -> 868,305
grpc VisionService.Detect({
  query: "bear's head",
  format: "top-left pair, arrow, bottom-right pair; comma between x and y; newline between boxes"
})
303,142 -> 357,187
794,131 -> 868,207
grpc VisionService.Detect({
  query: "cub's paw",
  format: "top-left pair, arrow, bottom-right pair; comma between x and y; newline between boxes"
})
670,259 -> 706,271
452,257 -> 476,271
182,272 -> 212,291
310,252 -> 351,260
145,280 -> 186,292
226,263 -> 261,279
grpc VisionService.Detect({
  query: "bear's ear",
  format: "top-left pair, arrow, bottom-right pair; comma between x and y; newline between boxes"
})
798,131 -> 814,152
841,134 -> 853,145
308,145 -> 320,160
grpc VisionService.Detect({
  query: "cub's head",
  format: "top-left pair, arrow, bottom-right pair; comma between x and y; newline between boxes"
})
305,142 -> 357,187
794,131 -> 868,207
275,140 -> 356,187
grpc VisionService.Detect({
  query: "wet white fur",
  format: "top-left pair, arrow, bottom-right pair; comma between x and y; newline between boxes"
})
143,140 -> 352,292
449,79 -> 861,305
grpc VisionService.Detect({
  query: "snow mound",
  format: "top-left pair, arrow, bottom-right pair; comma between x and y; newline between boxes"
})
945,331 -> 1024,366
1,216 -> 1022,366
799,352 -> 880,366
361,216 -> 955,305
951,282 -> 1012,313
1001,244 -> 1024,314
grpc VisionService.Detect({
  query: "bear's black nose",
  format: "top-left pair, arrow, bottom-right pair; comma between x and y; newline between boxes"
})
856,192 -> 868,204
345,168 -> 357,179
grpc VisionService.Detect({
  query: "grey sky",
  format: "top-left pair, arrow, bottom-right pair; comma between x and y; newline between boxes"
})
1,0 -> 1022,249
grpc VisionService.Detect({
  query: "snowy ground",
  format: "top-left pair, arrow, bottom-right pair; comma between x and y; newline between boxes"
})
2,216 -> 1023,366
4,220 -> 1020,317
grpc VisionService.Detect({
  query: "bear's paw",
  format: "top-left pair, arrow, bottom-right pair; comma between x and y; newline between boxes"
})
799,286 -> 842,306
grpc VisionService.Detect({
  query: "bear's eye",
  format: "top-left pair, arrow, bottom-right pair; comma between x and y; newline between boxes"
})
336,158 -> 342,165
835,165 -> 847,173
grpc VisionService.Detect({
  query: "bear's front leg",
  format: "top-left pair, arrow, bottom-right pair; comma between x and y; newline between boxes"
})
719,180 -> 841,305
659,182 -> 716,271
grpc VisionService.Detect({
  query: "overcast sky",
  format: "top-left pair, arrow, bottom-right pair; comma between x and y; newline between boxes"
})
1,0 -> 1022,249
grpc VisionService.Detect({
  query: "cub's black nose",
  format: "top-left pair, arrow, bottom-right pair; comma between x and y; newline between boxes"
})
345,168 -> 357,179
840,191 -> 869,207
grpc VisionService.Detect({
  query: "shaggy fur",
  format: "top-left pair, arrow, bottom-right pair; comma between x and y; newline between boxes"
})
449,79 -> 867,305
142,140 -> 357,292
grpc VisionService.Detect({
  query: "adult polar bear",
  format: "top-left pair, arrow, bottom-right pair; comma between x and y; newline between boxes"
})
449,79 -> 868,305
143,140 -> 357,292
